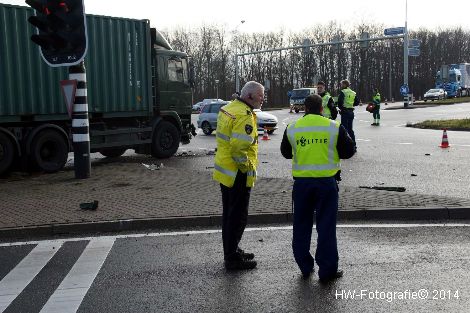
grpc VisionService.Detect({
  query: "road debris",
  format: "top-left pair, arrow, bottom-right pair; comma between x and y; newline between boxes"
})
80,200 -> 99,210
142,163 -> 164,170
359,186 -> 406,192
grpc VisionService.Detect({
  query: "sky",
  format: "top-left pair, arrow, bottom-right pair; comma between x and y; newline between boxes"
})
3,0 -> 470,33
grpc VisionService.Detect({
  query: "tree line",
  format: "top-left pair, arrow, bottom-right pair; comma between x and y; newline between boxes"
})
164,24 -> 470,107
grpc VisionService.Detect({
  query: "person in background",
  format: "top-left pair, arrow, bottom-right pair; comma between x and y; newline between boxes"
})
337,79 -> 359,149
371,88 -> 381,126
317,81 -> 337,120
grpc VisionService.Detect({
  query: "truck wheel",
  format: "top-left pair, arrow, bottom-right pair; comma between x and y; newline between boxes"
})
295,108 -> 300,113
267,130 -> 275,135
100,148 -> 127,158
201,121 -> 213,135
0,132 -> 15,176
31,130 -> 68,173
152,120 -> 180,158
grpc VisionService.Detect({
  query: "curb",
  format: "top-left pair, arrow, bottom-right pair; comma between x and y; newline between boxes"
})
1,207 -> 469,240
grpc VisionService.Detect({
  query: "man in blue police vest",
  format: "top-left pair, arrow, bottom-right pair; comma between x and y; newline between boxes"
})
280,94 -> 355,282
337,79 -> 359,148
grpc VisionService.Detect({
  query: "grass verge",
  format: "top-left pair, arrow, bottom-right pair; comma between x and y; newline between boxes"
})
410,118 -> 470,131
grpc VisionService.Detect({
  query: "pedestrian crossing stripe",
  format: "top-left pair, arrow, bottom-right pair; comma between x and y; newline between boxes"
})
0,242 -> 62,312
0,239 -> 114,313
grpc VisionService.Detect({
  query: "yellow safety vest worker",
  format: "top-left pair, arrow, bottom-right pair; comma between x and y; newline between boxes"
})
321,93 -> 332,119
287,114 -> 340,178
213,99 -> 258,187
341,88 -> 356,109
373,92 -> 381,105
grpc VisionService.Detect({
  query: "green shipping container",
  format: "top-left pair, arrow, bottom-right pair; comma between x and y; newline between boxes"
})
0,3 -> 152,122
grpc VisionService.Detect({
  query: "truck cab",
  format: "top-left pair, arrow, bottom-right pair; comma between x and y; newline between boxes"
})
152,29 -> 195,145
289,87 -> 318,113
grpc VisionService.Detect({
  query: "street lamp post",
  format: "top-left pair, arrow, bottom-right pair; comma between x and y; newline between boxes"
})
234,20 -> 245,93
215,79 -> 219,99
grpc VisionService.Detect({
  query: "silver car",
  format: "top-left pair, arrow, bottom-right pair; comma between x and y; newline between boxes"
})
197,101 -> 229,135
197,102 -> 278,135
424,88 -> 446,101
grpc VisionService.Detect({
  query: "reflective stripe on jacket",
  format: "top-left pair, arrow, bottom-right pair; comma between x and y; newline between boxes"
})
213,99 -> 258,187
287,114 -> 340,178
341,88 -> 356,109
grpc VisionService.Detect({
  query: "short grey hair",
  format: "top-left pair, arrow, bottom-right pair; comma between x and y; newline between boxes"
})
240,81 -> 264,98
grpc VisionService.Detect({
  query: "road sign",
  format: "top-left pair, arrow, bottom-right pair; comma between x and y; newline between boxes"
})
384,27 -> 405,36
408,47 -> 420,57
60,79 -> 77,118
400,84 -> 409,96
409,39 -> 421,48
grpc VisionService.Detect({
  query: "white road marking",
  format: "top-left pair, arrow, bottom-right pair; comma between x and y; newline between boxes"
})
0,241 -> 63,312
2,224 -> 470,247
395,142 -> 413,145
355,139 -> 371,142
39,238 -> 115,313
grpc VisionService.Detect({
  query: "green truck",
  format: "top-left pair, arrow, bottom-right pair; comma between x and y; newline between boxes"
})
0,4 -> 195,175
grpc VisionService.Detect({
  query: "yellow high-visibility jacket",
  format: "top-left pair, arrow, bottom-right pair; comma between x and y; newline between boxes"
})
287,114 -> 340,178
213,99 -> 258,187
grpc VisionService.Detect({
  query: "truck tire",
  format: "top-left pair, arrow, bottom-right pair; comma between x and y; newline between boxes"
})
0,132 -> 15,176
100,148 -> 127,158
30,129 -> 68,173
295,108 -> 300,113
152,120 -> 180,158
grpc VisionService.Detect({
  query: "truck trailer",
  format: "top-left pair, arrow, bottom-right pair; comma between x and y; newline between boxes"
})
0,4 -> 196,175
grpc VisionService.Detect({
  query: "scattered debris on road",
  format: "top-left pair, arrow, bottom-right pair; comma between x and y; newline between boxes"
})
142,163 -> 164,170
80,200 -> 99,210
359,186 -> 406,192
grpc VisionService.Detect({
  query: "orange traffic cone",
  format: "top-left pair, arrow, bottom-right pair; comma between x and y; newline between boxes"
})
261,127 -> 270,141
440,129 -> 450,148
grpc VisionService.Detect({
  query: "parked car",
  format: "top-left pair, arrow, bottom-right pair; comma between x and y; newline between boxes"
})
197,100 -> 229,134
192,98 -> 225,112
254,109 -> 278,134
424,88 -> 446,101
198,103 -> 278,135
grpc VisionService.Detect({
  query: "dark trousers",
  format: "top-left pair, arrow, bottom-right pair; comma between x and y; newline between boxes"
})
221,171 -> 251,259
372,105 -> 381,119
341,109 -> 356,144
292,177 -> 339,279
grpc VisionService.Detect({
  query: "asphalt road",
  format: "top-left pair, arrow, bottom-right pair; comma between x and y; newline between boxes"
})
72,101 -> 470,199
171,101 -> 470,199
1,223 -> 469,312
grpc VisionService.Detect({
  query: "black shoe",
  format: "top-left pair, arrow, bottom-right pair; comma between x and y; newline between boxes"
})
225,259 -> 257,270
371,123 -> 377,126
319,270 -> 343,283
237,247 -> 255,260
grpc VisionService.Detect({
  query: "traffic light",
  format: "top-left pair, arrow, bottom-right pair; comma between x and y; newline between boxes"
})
25,0 -> 87,67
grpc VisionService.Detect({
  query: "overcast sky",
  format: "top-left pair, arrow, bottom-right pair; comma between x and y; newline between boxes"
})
3,0 -> 470,33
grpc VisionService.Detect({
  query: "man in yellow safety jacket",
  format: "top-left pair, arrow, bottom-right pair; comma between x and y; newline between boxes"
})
317,81 -> 338,120
337,79 -> 359,148
371,88 -> 381,126
280,94 -> 355,283
213,81 -> 264,270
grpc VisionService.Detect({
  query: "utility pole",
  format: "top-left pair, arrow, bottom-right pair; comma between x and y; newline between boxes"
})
403,0 -> 409,107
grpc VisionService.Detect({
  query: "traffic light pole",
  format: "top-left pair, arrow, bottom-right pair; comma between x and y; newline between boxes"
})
70,61 -> 90,179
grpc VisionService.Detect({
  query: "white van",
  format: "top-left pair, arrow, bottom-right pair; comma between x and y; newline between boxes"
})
289,87 -> 318,113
